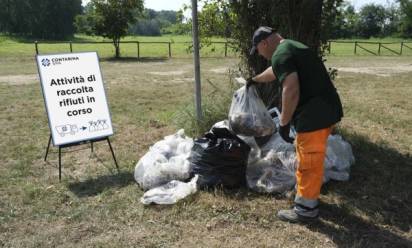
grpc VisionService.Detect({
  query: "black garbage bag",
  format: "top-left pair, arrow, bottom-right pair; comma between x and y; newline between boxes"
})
189,127 -> 251,188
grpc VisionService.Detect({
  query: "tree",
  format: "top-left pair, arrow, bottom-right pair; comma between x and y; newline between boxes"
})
92,0 -> 143,58
74,2 -> 96,35
0,0 -> 81,39
195,0 -> 342,108
399,0 -> 412,37
358,4 -> 386,38
383,3 -> 401,37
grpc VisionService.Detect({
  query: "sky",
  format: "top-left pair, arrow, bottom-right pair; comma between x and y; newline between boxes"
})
83,0 -> 395,11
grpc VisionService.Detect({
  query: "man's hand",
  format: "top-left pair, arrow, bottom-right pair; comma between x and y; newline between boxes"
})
279,123 -> 294,143
246,77 -> 257,89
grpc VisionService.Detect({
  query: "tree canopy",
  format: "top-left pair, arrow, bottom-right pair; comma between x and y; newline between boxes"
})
91,0 -> 144,58
0,0 -> 81,39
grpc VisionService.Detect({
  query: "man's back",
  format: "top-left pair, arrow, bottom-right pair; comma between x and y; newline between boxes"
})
271,39 -> 343,132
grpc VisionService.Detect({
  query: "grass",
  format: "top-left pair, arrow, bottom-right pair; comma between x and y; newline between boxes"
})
1,34 -> 412,58
0,37 -> 411,246
0,34 -> 236,58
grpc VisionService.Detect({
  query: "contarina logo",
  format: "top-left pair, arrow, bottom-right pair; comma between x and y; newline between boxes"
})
41,58 -> 50,67
51,56 -> 80,65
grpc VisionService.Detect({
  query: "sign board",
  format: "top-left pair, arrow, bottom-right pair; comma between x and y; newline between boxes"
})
36,52 -> 113,146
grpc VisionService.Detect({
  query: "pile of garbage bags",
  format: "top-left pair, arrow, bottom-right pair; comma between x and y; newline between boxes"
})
134,85 -> 355,204
134,126 -> 355,204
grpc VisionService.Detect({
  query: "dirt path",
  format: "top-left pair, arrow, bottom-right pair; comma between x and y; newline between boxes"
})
0,74 -> 38,85
337,64 -> 412,77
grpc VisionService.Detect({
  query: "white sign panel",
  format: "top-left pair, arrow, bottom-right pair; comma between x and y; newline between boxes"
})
36,52 -> 113,146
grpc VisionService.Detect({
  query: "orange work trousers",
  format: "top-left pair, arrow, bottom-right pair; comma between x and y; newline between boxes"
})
295,126 -> 332,204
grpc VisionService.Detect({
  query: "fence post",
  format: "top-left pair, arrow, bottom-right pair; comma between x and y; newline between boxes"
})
378,42 -> 381,55
354,41 -> 357,54
400,42 -> 403,55
225,42 -> 228,57
137,41 -> 140,59
35,41 -> 39,55
168,42 -> 171,58
69,41 -> 73,53
328,41 -> 331,54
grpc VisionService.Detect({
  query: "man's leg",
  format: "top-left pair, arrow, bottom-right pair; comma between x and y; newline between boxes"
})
277,126 -> 332,222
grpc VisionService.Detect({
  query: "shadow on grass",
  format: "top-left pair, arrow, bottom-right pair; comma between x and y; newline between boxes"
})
68,170 -> 135,197
305,130 -> 412,247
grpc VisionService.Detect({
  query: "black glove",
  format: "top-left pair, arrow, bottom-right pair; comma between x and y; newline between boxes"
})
279,123 -> 294,143
246,77 -> 257,89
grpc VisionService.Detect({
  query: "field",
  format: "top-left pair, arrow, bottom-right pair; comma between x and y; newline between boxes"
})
1,34 -> 412,58
0,35 -> 411,247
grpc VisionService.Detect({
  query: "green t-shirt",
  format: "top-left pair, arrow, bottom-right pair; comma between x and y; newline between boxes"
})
271,39 -> 343,132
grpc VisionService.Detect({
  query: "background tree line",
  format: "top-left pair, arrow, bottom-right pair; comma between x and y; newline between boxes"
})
1,0 -> 411,40
0,0 -> 82,39
328,0 -> 412,38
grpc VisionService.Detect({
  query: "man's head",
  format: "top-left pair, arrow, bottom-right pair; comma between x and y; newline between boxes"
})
250,26 -> 282,60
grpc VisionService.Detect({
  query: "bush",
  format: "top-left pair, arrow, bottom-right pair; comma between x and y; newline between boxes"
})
173,75 -> 237,137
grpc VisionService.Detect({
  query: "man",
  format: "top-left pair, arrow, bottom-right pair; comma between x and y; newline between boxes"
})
248,26 -> 343,222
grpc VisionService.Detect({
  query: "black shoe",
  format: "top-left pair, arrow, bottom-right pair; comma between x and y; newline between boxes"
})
277,209 -> 318,223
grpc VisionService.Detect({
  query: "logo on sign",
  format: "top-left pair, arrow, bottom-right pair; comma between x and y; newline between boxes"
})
41,58 -> 51,67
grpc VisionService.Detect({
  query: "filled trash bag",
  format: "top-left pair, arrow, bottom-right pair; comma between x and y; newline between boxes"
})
228,85 -> 276,137
247,134 -> 297,193
141,175 -> 199,205
247,150 -> 296,193
246,132 -> 355,194
189,127 -> 251,188
324,135 -> 355,182
134,129 -> 194,190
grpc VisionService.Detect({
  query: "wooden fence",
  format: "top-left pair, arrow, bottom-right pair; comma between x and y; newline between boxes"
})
34,40 -> 412,57
328,40 -> 412,55
34,40 -> 232,58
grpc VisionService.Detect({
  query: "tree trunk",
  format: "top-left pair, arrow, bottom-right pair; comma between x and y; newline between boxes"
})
287,0 -> 323,53
113,38 -> 120,58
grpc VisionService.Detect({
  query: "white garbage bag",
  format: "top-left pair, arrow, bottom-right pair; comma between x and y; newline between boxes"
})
246,134 -> 297,194
141,175 -> 199,205
247,149 -> 296,193
134,129 -> 194,190
228,86 -> 276,137
246,132 -> 355,194
324,135 -> 355,182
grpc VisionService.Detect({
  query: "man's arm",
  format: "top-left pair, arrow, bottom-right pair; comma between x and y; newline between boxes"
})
280,72 -> 300,126
252,66 -> 276,83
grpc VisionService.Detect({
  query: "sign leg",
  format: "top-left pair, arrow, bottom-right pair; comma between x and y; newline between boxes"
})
91,141 -> 94,153
106,138 -> 119,171
44,135 -> 52,161
59,146 -> 62,181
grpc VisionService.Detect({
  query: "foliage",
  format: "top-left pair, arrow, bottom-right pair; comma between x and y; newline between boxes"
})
193,0 -> 343,109
91,0 -> 144,58
358,4 -> 387,38
0,0 -> 81,39
174,76 -> 236,137
74,2 -> 96,35
128,9 -> 181,36
161,10 -> 191,35
399,0 -> 412,37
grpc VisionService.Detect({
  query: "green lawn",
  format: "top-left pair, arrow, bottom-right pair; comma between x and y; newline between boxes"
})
0,34 -> 235,58
2,34 -> 412,58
